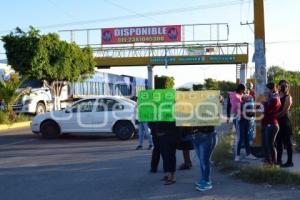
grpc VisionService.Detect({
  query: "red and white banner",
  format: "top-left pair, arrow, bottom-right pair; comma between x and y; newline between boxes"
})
101,25 -> 181,45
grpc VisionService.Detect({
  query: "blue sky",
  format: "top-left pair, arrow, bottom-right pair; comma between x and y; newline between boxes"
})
1,0 -> 299,87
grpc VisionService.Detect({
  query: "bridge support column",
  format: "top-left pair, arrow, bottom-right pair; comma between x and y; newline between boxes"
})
147,65 -> 154,89
240,63 -> 247,85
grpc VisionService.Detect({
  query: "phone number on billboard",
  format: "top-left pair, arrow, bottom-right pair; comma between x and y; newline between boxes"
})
117,36 -> 165,43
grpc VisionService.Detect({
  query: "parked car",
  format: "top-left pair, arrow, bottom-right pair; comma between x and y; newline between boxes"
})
31,96 -> 137,140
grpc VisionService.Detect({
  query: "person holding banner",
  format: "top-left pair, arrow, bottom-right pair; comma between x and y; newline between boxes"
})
150,122 -> 180,185
192,126 -> 217,192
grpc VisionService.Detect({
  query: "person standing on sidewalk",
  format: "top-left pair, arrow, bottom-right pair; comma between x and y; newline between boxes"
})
192,126 -> 217,192
227,84 -> 246,161
246,82 -> 256,145
261,82 -> 281,166
236,94 -> 257,161
276,80 -> 294,167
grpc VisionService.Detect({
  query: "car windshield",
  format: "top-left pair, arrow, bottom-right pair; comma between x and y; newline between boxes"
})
19,80 -> 43,89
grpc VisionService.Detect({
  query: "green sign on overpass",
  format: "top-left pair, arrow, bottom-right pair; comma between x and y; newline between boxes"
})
94,43 -> 248,67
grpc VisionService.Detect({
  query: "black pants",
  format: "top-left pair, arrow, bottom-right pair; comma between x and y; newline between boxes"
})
151,133 -> 160,171
159,134 -> 177,173
276,117 -> 293,164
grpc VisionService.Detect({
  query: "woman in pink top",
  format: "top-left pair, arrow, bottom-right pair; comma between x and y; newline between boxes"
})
226,84 -> 246,161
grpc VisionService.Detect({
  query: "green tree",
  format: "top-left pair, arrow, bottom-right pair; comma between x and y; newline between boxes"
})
192,84 -> 204,91
218,81 -> 236,92
267,66 -> 300,85
177,87 -> 190,91
155,75 -> 175,89
204,78 -> 219,90
267,66 -> 285,82
2,27 -> 95,110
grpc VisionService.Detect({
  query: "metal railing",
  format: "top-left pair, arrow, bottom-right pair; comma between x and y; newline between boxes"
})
93,43 -> 248,58
59,23 -> 229,46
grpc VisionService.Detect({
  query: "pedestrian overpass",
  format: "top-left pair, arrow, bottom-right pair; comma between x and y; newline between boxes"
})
59,23 -> 249,88
93,43 -> 248,67
92,42 -> 249,88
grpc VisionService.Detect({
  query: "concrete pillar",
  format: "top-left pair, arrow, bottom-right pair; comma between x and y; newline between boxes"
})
147,65 -> 154,89
240,63 -> 247,85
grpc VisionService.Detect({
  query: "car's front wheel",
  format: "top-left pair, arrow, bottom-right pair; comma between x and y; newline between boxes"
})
40,120 -> 60,139
113,121 -> 135,140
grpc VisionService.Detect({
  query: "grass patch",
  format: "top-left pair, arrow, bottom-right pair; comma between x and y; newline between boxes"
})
212,133 -> 239,172
0,111 -> 9,124
295,133 -> 300,152
0,111 -> 32,125
291,107 -> 300,151
234,166 -> 300,185
213,131 -> 300,186
15,113 -> 32,123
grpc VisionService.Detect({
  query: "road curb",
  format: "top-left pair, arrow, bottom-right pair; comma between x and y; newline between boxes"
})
0,121 -> 31,131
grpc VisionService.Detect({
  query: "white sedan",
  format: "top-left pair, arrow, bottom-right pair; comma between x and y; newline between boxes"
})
31,96 -> 137,140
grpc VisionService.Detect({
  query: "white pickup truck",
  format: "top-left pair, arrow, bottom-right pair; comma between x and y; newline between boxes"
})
13,80 -> 66,114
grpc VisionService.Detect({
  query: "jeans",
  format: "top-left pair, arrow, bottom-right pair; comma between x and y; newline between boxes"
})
248,119 -> 255,145
233,118 -> 240,157
138,123 -> 153,146
192,132 -> 217,182
237,119 -> 251,156
262,124 -> 279,164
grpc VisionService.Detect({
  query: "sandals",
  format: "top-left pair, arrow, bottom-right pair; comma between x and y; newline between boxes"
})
178,163 -> 192,170
160,176 -> 169,181
164,177 -> 176,185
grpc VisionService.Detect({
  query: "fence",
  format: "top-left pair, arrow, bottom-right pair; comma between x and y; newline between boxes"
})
290,86 -> 300,135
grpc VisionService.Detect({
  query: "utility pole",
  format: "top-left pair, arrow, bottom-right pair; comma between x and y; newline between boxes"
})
254,0 -> 266,99
253,0 -> 266,147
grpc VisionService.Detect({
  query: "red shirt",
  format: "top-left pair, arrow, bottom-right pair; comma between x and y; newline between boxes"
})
249,91 -> 255,99
262,96 -> 281,126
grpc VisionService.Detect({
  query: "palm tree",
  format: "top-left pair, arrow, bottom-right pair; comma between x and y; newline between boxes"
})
0,74 -> 27,121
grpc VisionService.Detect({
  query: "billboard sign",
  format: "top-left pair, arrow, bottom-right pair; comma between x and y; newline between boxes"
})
102,25 -> 181,45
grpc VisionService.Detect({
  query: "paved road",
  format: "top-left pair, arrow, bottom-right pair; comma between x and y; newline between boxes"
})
0,128 -> 299,200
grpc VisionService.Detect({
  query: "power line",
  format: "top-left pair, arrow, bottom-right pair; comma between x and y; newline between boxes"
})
267,40 -> 300,44
103,0 -> 161,24
0,0 -> 251,34
46,0 -> 77,20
